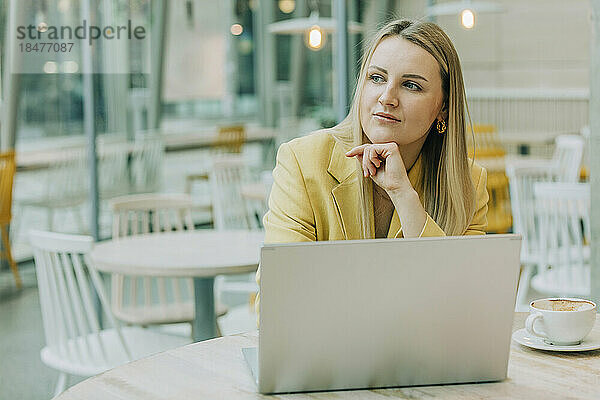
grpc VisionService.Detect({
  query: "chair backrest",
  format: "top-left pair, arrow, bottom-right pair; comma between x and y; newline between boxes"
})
467,124 -> 506,159
30,230 -> 131,369
0,150 -> 16,225
214,125 -> 246,154
506,162 -> 552,262
110,193 -> 194,238
109,194 -> 195,321
484,171 -> 512,233
130,135 -> 164,194
533,182 -> 590,295
98,141 -> 130,198
552,134 -> 585,182
46,147 -> 88,201
210,155 -> 257,230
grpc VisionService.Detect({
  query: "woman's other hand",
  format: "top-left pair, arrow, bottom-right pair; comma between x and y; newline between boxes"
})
345,143 -> 412,194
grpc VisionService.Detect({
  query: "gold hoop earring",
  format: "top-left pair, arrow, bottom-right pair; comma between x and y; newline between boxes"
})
437,119 -> 447,134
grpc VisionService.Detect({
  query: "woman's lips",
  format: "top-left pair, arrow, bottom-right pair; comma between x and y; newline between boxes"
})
373,113 -> 401,123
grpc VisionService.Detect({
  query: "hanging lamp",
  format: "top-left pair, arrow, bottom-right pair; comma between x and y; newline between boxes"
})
427,0 -> 505,29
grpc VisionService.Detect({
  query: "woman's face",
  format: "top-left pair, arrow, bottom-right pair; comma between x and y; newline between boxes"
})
359,36 -> 446,148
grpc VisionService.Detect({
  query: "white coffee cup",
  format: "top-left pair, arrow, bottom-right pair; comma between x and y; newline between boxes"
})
526,298 -> 597,345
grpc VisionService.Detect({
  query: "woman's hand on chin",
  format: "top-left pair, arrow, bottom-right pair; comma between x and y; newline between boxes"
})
345,143 -> 412,194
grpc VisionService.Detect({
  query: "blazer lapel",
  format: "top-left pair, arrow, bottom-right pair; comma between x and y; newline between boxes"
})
388,212 -> 401,238
328,141 -> 425,240
328,141 -> 371,239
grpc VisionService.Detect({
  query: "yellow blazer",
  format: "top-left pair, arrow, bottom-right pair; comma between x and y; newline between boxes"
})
263,130 -> 489,243
255,130 -> 489,319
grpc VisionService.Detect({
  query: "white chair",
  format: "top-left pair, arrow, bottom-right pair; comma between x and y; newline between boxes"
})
109,193 -> 226,332
552,134 -> 585,182
30,230 -> 189,397
531,182 -> 590,297
183,126 -> 248,227
506,163 -> 552,310
98,140 -> 130,199
506,134 -> 585,310
14,147 -> 88,235
185,173 -> 213,228
210,155 -> 260,230
210,156 -> 260,304
130,135 -> 164,194
110,193 -> 192,325
506,134 -> 584,182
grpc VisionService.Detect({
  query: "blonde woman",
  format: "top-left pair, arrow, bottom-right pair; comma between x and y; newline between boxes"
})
264,18 -> 488,244
256,19 -> 489,310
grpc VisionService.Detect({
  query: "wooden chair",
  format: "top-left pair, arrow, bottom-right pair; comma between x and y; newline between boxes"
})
0,150 -> 21,288
531,182 -> 590,297
485,171 -> 512,233
29,229 -> 189,396
467,124 -> 512,233
214,124 -> 246,154
467,124 -> 506,159
109,193 -> 226,333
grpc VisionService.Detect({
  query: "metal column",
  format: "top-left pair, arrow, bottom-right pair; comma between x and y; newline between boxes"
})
100,0 -> 129,135
290,0 -> 307,120
256,0 -> 277,127
80,0 -> 99,242
1,0 -> 24,151
348,0 -> 359,97
334,0 -> 349,123
223,0 -> 237,118
149,0 -> 168,130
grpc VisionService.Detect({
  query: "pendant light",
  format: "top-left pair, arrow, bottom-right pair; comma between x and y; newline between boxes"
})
268,0 -> 362,50
427,0 -> 505,29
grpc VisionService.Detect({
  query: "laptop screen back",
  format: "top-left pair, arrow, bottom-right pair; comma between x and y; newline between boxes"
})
258,234 -> 521,394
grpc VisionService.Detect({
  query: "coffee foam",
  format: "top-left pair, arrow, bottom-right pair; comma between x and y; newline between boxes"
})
533,299 -> 595,312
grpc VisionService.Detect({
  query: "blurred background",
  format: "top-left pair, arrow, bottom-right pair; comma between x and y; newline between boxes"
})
0,0 -> 598,398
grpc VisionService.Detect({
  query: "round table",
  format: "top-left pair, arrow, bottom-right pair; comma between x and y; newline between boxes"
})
90,230 -> 264,341
55,313 -> 600,399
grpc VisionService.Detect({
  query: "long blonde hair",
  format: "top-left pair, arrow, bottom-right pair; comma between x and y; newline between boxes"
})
329,18 -> 476,237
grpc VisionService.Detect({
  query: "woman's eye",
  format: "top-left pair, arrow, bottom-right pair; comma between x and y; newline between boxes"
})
369,74 -> 384,83
404,81 -> 421,91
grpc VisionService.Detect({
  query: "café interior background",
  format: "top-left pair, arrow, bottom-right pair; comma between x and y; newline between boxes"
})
1,0 -> 599,398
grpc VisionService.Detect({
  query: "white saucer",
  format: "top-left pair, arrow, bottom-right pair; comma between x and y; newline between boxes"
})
512,328 -> 600,352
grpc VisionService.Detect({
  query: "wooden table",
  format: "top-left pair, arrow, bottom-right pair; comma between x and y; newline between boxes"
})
163,126 -> 278,153
56,313 -> 600,399
16,126 -> 278,171
90,230 -> 264,342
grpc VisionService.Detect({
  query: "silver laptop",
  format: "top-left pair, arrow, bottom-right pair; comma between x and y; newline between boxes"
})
244,234 -> 521,394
